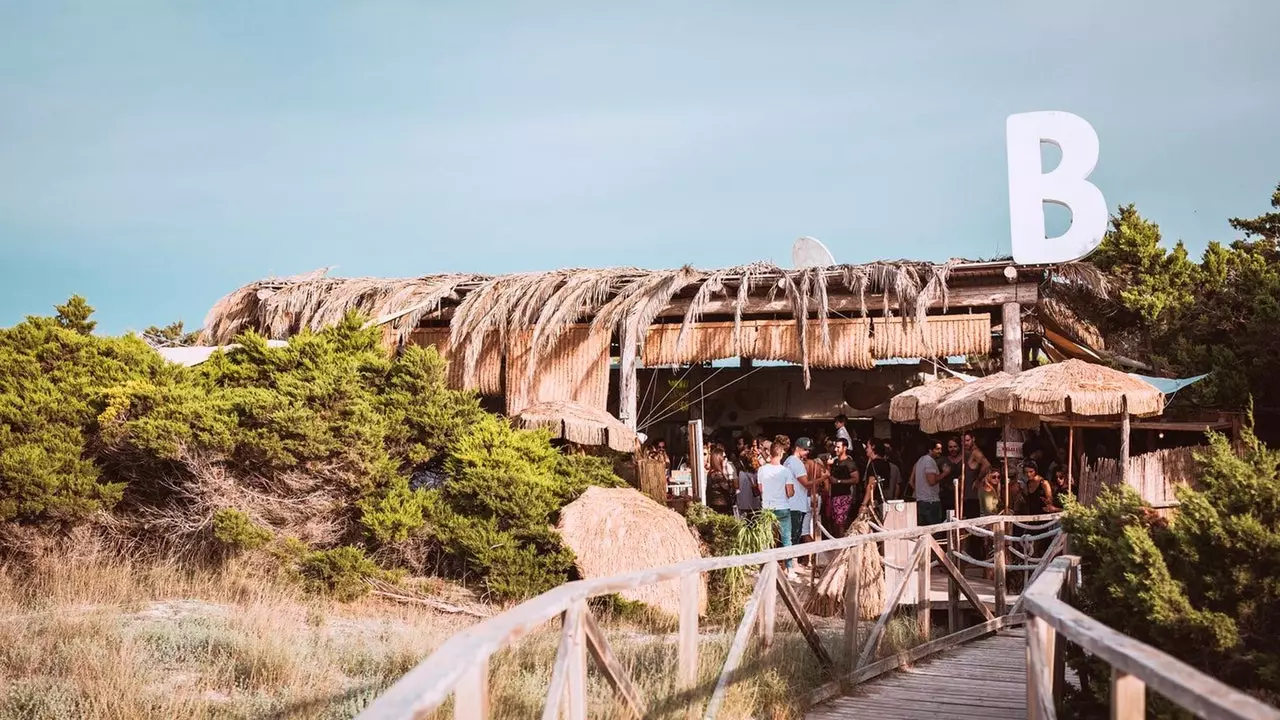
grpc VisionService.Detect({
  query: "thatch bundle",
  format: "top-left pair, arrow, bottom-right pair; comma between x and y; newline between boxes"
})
805,513 -> 885,619
511,401 -> 639,453
984,359 -> 1164,418
889,376 -> 966,423
919,371 -> 1013,433
556,487 -> 707,617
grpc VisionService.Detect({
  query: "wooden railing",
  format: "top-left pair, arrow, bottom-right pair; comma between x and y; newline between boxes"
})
1022,556 -> 1280,720
356,513 -> 1064,720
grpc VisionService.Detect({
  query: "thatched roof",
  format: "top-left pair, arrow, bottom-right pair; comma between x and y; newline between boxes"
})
888,377 -> 966,423
984,359 -> 1165,418
919,372 -> 1014,434
200,260 -> 1106,396
510,401 -> 639,453
555,487 -> 707,617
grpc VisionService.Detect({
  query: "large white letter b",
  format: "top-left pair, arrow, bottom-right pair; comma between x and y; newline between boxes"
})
1006,111 -> 1107,264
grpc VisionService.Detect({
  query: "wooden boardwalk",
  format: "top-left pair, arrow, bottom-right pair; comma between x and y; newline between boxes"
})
808,629 -> 1027,720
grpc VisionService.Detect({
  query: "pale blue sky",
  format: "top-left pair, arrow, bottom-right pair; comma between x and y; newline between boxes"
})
2,1 -> 1277,334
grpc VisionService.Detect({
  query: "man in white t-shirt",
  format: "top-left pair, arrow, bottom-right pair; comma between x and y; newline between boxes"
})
784,437 -> 817,546
913,439 -> 944,526
755,444 -> 796,570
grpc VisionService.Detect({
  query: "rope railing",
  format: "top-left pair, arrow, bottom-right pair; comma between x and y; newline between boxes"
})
356,513 -> 1063,720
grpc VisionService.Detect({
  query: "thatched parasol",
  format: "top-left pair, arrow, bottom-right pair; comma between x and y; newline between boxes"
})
510,401 -> 639,453
918,372 -> 1014,434
984,359 -> 1166,486
889,376 -> 966,423
983,359 -> 1164,418
556,487 -> 706,617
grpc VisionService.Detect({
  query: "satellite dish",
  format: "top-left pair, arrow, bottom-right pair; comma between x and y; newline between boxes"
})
791,236 -> 836,268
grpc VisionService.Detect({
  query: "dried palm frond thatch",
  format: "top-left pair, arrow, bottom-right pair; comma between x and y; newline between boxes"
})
510,400 -> 639,452
984,359 -> 1164,418
919,371 -> 1014,434
889,376 -> 966,423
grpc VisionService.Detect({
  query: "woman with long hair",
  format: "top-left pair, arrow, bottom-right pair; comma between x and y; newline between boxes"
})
706,445 -> 735,515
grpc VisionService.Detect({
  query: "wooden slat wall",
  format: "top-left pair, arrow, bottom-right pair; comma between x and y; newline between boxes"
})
505,326 -> 611,415
407,327 -> 502,396
1078,447 -> 1198,506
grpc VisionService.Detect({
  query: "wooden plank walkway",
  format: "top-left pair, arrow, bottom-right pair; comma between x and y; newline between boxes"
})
807,629 -> 1027,720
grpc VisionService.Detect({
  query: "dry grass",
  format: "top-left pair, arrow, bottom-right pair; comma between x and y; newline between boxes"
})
1,553 -> 928,720
0,553 -> 474,719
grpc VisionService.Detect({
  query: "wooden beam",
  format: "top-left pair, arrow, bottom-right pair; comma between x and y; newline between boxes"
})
564,601 -> 588,720
583,608 -> 648,719
541,606 -> 581,720
928,535 -> 996,622
1002,301 -> 1023,375
455,656 -> 490,720
993,522 -> 1007,617
618,325 -> 638,430
858,540 -> 930,669
1111,669 -> 1146,720
774,562 -> 836,670
704,562 -> 775,720
678,574 -> 700,697
843,547 -> 861,670
915,543 -> 930,642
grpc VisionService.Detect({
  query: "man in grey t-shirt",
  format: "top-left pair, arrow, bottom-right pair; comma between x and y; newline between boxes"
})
913,440 -> 944,526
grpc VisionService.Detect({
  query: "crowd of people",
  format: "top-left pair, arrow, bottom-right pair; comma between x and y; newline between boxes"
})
643,418 -> 1075,575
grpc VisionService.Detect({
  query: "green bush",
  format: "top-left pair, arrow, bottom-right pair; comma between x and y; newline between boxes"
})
685,504 -> 778,617
2,297 -> 625,601
300,546 -> 391,602
1061,426 -> 1280,716
212,508 -> 272,551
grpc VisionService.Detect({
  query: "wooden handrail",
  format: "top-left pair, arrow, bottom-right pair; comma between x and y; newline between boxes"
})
1022,556 -> 1280,720
358,513 -> 1060,720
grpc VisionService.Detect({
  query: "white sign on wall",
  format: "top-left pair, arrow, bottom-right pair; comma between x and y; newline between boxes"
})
1006,111 -> 1107,264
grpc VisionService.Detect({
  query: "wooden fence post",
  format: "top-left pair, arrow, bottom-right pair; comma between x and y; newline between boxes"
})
1110,669 -> 1146,720
455,655 -> 490,720
678,573 -> 700,701
760,564 -> 777,649
946,528 -> 960,634
916,539 -> 930,641
844,547 -> 862,670
994,521 -> 1007,616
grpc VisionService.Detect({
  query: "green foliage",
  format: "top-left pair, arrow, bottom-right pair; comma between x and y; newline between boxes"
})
1086,187 -> 1280,412
423,415 -> 624,599
685,505 -> 779,617
212,508 -> 272,551
54,295 -> 97,335
141,320 -> 200,347
0,302 -> 163,522
3,298 -> 624,602
1061,426 -> 1280,715
299,546 -> 392,602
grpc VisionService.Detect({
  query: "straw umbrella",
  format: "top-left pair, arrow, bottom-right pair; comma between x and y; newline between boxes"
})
984,359 -> 1165,488
889,376 -> 965,423
510,400 -> 640,453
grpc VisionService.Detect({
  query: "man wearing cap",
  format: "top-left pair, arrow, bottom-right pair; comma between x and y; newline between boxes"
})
785,438 -> 818,547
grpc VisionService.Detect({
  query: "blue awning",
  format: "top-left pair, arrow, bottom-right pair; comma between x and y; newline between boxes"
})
1130,373 -> 1209,396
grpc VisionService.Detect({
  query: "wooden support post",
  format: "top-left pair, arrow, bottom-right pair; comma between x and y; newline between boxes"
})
946,528 -> 960,634
1002,301 -> 1023,376
1119,396 -> 1131,490
775,565 -> 836,669
583,608 -> 648,719
994,521 -> 1007,617
565,601 -> 589,720
455,655 -> 490,720
759,564 -> 777,649
618,325 -> 638,430
705,562 -> 775,720
843,547 -> 862,670
1026,615 -> 1053,720
1110,668 -> 1146,720
1067,423 -> 1075,497
916,540 -> 930,641
927,536 -> 994,622
678,573 -> 700,698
